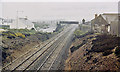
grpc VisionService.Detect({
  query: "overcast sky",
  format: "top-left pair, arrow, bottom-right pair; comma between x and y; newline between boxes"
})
1,0 -> 120,2
1,2 -> 118,21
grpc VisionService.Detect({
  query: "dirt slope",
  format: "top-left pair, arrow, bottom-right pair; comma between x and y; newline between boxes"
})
65,34 -> 120,70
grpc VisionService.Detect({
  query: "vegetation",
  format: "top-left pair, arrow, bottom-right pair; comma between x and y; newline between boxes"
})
0,25 -> 10,29
74,29 -> 88,38
33,22 -> 49,29
114,46 -> 120,57
2,29 -> 35,39
8,29 -> 36,34
103,50 -> 113,56
73,24 -> 91,39
2,31 -> 26,39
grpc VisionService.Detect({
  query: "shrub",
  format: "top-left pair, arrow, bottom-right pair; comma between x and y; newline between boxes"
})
114,46 -> 120,56
7,36 -> 15,39
103,50 -> 113,56
14,33 -> 19,37
9,33 -> 16,37
2,33 -> 8,36
15,32 -> 25,38
24,33 -> 30,37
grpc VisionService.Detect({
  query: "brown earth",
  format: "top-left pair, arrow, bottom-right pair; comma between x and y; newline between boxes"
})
65,33 -> 120,71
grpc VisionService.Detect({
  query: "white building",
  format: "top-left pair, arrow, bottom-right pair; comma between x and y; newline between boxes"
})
0,18 -> 3,25
10,18 -> 36,30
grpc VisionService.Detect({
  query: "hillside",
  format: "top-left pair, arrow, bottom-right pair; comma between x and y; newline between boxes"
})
65,29 -> 120,70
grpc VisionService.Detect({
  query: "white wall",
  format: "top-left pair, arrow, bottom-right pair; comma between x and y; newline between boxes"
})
10,18 -> 35,29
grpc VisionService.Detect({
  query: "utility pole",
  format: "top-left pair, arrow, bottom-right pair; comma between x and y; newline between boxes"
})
16,11 -> 24,29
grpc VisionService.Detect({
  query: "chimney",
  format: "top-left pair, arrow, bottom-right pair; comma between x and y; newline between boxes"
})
95,14 -> 98,19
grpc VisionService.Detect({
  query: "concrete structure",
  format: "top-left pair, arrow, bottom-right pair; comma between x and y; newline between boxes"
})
10,17 -> 36,30
91,13 -> 120,36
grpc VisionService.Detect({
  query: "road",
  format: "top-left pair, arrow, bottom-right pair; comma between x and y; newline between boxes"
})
2,24 -> 78,71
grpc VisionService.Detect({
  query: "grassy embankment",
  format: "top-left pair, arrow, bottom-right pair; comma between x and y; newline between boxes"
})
71,25 -> 91,53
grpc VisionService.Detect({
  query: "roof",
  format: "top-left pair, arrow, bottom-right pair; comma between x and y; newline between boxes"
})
101,13 -> 119,24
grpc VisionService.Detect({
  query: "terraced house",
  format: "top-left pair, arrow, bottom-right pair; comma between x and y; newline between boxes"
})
10,17 -> 36,30
91,13 -> 120,37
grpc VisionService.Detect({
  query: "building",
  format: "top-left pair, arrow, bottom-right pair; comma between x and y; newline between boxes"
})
0,18 -> 12,29
91,13 -> 120,36
0,18 -> 4,25
91,14 -> 109,33
10,17 -> 36,30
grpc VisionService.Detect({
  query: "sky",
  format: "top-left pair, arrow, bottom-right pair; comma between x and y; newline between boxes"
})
1,0 -> 120,2
1,1 -> 118,21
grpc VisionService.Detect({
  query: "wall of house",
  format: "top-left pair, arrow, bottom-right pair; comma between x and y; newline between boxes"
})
110,21 -> 119,36
118,21 -> 120,37
91,15 -> 108,33
10,19 -> 27,29
10,18 -> 35,30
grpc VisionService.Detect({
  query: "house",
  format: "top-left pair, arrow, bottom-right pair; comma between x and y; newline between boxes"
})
0,18 -> 11,29
3,19 -> 13,25
0,18 -> 4,25
91,14 -> 109,33
91,13 -> 120,36
10,17 -> 36,30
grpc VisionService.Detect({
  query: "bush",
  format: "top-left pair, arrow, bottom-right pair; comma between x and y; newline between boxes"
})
7,36 -> 15,39
23,33 -> 30,37
103,50 -> 113,56
74,29 -> 89,39
9,33 -> 16,37
114,46 -> 120,56
15,32 -> 25,38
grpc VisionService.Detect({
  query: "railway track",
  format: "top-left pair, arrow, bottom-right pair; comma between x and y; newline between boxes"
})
38,28 -> 74,70
2,25 -> 77,71
27,25 -> 76,71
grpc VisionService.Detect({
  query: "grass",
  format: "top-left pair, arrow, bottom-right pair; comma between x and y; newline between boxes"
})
8,29 -> 36,35
33,22 -> 49,29
74,28 -> 89,39
74,29 -> 86,36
